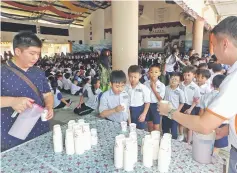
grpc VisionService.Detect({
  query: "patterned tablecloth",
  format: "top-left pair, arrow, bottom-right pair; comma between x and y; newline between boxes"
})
1,114 -> 224,173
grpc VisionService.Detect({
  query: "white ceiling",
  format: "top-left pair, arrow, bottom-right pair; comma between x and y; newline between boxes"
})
207,0 -> 237,20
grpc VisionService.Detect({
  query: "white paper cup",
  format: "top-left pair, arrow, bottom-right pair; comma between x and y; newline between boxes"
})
78,119 -> 85,124
129,123 -> 137,132
120,103 -> 127,112
120,121 -> 127,132
41,109 -> 48,121
160,100 -> 169,104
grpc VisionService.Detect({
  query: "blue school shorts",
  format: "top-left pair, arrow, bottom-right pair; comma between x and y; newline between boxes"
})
130,105 -> 146,129
146,103 -> 160,124
180,103 -> 197,115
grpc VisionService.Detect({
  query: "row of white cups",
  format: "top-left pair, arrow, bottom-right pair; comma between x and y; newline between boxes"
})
53,119 -> 98,155
115,122 -> 172,172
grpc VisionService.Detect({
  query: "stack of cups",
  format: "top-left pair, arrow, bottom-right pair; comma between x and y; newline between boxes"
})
91,128 -> 98,146
129,123 -> 136,132
114,134 -> 125,169
151,131 -> 161,161
158,133 -> 172,173
141,135 -> 151,155
53,124 -> 63,153
120,121 -> 127,132
41,109 -> 48,121
74,128 -> 84,155
143,135 -> 153,168
83,123 -> 91,151
123,138 -> 134,172
68,120 -> 76,130
65,129 -> 75,155
78,119 -> 85,125
129,132 -> 138,164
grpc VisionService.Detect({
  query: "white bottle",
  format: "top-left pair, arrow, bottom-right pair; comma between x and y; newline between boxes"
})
65,129 -> 75,155
74,129 -> 84,155
158,135 -> 172,173
143,137 -> 153,168
141,135 -> 151,155
91,128 -> 98,146
114,135 -> 125,169
123,138 -> 134,172
151,131 -> 160,161
53,125 -> 63,153
129,132 -> 138,164
83,123 -> 91,150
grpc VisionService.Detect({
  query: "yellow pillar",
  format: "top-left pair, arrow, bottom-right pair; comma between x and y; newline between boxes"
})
112,0 -> 138,74
69,42 -> 73,53
192,19 -> 204,56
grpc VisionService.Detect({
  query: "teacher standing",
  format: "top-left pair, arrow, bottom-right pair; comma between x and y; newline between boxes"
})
159,16 -> 237,173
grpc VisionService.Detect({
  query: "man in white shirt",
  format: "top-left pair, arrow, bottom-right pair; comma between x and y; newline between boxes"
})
159,16 -> 237,173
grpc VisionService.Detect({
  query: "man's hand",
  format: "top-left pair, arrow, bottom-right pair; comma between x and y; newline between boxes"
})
158,102 -> 174,116
138,113 -> 146,122
11,97 -> 34,113
115,105 -> 125,112
46,108 -> 54,120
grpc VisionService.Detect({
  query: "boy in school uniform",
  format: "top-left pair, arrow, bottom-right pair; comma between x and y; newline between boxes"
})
99,70 -> 131,123
179,66 -> 201,144
162,72 -> 185,139
195,69 -> 212,114
125,65 -> 151,129
199,75 -> 228,149
144,64 -> 166,131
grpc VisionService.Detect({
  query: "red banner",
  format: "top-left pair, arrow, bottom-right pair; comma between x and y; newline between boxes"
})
3,1 -> 81,19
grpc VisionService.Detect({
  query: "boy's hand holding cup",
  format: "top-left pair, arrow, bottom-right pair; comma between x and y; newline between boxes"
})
115,105 -> 125,112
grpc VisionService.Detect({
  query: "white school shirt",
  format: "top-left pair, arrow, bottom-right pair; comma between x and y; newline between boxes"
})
199,83 -> 212,97
125,83 -> 151,107
144,80 -> 166,103
57,80 -> 63,89
84,87 -> 102,110
53,89 -> 62,108
71,83 -> 81,95
63,79 -> 72,90
207,61 -> 237,148
179,81 -> 201,106
164,86 -> 185,109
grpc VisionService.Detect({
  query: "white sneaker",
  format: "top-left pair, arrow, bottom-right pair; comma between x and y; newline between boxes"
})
177,135 -> 184,141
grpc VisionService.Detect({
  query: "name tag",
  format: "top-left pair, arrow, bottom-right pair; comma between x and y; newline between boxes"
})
135,89 -> 142,92
174,90 -> 180,96
189,86 -> 195,90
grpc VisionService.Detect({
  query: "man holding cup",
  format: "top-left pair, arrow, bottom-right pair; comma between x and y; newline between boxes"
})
159,16 -> 237,173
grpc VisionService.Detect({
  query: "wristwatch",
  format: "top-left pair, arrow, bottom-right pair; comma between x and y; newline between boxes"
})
167,108 -> 176,119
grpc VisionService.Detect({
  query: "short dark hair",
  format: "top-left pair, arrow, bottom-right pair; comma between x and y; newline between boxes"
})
64,73 -> 71,79
110,70 -> 126,84
182,65 -> 196,74
198,63 -> 208,69
13,31 -> 42,52
212,75 -> 226,88
149,63 -> 161,71
211,55 -> 217,62
170,72 -> 181,79
196,69 -> 211,79
128,65 -> 141,74
211,16 -> 237,47
212,63 -> 223,72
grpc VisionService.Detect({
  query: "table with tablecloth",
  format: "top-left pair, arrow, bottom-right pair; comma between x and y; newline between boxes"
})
1,114 -> 225,173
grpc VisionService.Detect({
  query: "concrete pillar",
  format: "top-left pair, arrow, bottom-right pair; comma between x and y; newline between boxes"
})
209,33 -> 214,55
69,43 -> 73,53
192,19 -> 204,56
112,1 -> 138,74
